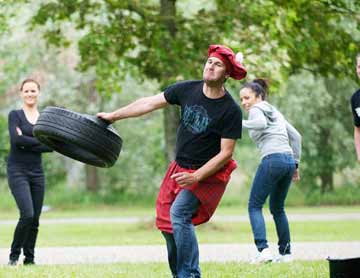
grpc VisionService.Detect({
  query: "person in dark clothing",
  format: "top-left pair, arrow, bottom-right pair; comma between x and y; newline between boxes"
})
97,45 -> 247,278
7,79 -> 52,266
351,53 -> 360,163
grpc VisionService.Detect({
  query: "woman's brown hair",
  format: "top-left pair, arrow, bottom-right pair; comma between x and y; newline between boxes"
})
20,79 -> 40,91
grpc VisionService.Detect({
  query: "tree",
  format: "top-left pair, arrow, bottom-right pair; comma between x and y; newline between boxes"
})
30,0 -> 228,163
217,0 -> 360,192
30,0 -> 360,193
276,73 -> 357,193
0,1 -> 95,190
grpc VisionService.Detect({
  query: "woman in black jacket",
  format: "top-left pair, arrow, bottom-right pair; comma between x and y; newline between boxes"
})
7,79 -> 52,265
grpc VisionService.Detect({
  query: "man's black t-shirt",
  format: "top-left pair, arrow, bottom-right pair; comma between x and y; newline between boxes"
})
351,89 -> 360,127
164,80 -> 242,168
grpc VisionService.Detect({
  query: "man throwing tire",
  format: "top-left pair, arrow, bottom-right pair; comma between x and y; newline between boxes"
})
97,45 -> 247,278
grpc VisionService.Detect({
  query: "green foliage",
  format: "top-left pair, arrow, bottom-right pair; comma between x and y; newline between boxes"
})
41,153 -> 67,189
0,2 -> 91,190
0,0 -> 28,36
2,0 -> 359,199
30,0 -> 226,91
0,13 -> 8,36
43,182 -> 156,208
95,77 -> 167,198
0,116 -> 9,179
305,183 -> 360,206
0,115 -> 10,188
215,0 -> 360,192
274,72 -> 358,192
217,0 -> 360,79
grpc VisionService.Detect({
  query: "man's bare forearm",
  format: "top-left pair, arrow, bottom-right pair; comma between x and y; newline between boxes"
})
194,139 -> 236,181
113,95 -> 167,120
354,127 -> 360,161
194,151 -> 232,182
97,93 -> 168,122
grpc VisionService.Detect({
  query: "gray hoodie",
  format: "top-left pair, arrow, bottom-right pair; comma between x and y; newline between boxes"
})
243,101 -> 301,163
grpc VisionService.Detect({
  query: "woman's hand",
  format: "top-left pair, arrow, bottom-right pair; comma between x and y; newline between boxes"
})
292,169 -> 300,181
16,127 -> 22,136
96,112 -> 116,124
171,172 -> 200,187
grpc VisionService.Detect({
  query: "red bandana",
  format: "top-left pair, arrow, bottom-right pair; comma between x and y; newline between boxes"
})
208,44 -> 247,80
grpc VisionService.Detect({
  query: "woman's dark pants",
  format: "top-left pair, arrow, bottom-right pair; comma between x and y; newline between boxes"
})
7,164 -> 45,263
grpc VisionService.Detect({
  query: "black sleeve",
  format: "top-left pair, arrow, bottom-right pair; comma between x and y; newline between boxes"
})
221,104 -> 243,139
163,81 -> 194,105
31,144 -> 53,153
351,93 -> 360,127
8,110 -> 42,149
163,83 -> 181,105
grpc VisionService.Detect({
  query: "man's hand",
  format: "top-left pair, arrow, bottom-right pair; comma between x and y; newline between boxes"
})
16,127 -> 22,136
292,169 -> 300,181
171,172 -> 200,187
96,112 -> 116,124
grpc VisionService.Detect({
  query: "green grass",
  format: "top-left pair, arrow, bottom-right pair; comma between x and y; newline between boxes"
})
0,204 -> 359,220
215,204 -> 360,215
0,220 -> 359,247
0,203 -> 353,277
0,206 -> 155,219
0,261 -> 329,278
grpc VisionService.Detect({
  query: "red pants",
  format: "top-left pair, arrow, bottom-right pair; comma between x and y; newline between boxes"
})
156,159 -> 237,233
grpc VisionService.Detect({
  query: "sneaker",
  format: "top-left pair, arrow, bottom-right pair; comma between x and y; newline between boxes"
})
251,248 -> 273,264
23,259 -> 35,265
8,259 -> 18,266
274,254 -> 293,263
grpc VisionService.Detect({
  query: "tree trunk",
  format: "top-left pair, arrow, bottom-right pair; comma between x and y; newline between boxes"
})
83,79 -> 100,191
320,172 -> 334,193
319,127 -> 334,193
85,164 -> 98,192
65,158 -> 83,188
320,78 -> 337,193
160,0 -> 180,163
160,0 -> 177,34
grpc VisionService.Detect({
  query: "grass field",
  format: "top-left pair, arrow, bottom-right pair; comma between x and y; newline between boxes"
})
0,204 -> 359,219
0,205 -> 355,277
0,220 -> 359,247
0,205 -> 359,246
0,261 -> 329,278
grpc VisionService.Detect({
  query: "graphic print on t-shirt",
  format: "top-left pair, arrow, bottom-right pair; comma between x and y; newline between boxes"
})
183,105 -> 211,134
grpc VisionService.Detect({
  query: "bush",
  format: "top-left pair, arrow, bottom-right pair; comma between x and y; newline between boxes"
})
43,182 -> 156,209
0,115 -> 9,179
305,184 -> 360,206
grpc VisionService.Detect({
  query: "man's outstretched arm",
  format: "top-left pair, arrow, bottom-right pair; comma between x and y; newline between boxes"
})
97,93 -> 168,123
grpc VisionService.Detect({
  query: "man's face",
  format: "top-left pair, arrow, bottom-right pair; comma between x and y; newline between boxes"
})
203,56 -> 229,84
357,57 -> 360,79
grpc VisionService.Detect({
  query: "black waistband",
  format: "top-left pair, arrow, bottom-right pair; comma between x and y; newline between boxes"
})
176,161 -> 202,170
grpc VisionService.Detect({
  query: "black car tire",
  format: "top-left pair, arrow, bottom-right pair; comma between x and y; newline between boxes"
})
33,106 -> 122,168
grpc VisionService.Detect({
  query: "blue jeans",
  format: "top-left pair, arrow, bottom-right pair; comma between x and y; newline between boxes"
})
162,189 -> 201,278
248,153 -> 296,255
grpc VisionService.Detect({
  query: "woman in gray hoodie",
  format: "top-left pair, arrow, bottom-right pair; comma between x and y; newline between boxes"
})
239,79 -> 301,263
